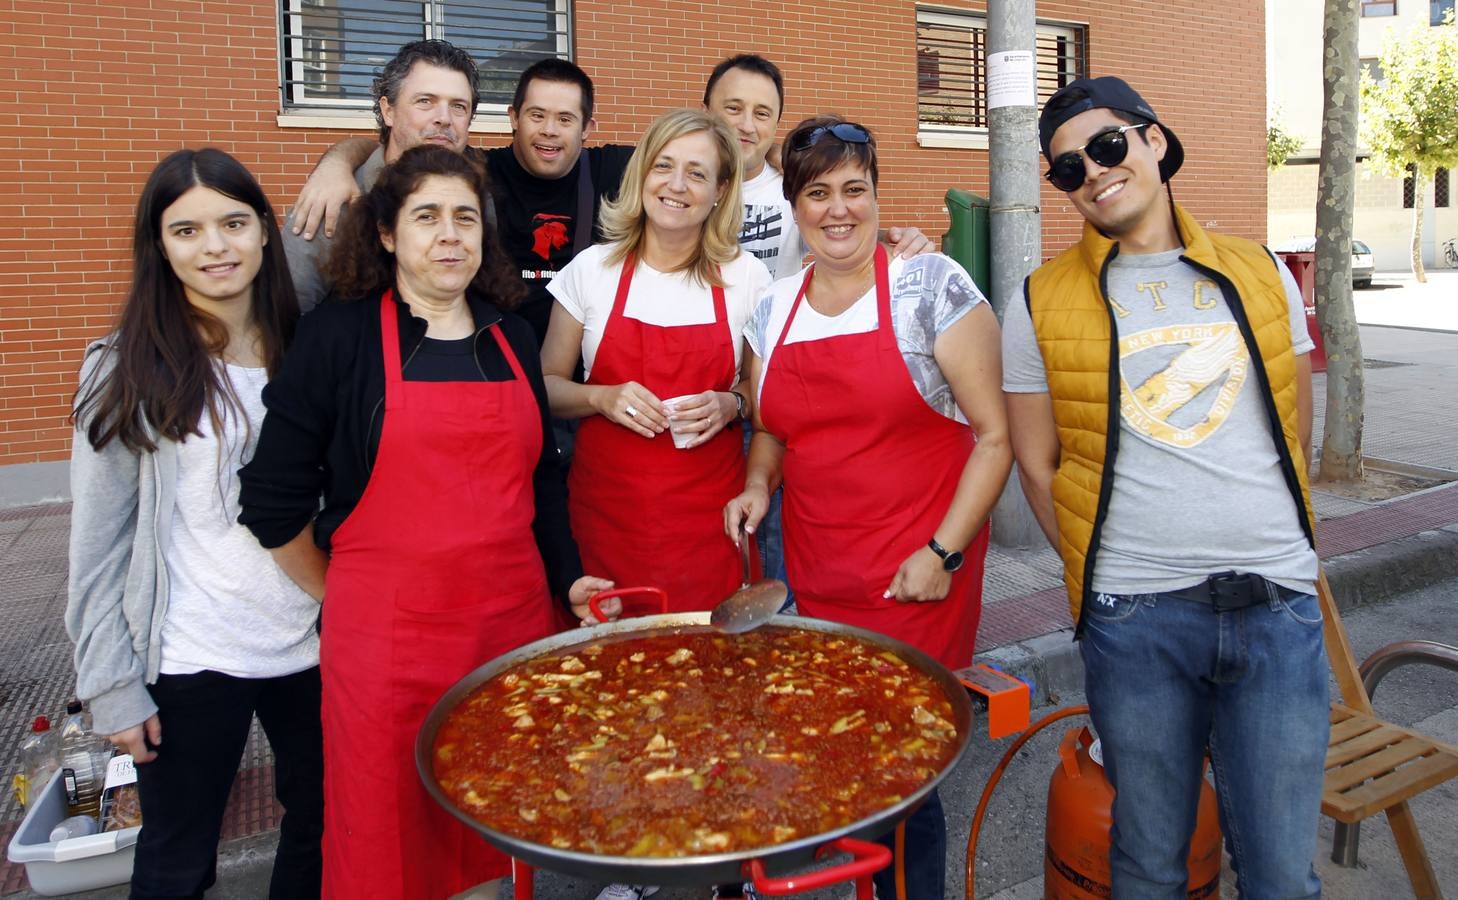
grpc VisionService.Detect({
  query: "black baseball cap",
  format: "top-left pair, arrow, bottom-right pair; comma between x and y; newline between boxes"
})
1038,76 -> 1184,184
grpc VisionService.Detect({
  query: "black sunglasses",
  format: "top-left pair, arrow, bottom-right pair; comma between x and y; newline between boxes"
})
789,122 -> 871,153
1044,123 -> 1151,192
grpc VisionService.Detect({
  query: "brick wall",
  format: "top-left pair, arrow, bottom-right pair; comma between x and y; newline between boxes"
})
0,0 -> 1265,468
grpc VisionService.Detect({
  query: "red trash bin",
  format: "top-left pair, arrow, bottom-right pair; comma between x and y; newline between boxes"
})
1275,251 -> 1326,373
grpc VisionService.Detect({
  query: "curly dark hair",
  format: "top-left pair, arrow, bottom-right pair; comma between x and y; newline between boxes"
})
323,145 -> 525,310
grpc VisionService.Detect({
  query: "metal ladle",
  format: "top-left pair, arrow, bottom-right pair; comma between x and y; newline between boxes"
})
709,526 -> 789,634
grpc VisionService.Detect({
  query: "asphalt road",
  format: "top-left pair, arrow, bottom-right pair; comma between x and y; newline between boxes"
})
1353,270 -> 1458,333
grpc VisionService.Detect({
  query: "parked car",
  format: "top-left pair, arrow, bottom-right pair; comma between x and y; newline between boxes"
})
1271,237 -> 1374,288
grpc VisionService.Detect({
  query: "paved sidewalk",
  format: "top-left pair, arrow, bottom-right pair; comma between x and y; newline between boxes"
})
2,322 -> 1456,897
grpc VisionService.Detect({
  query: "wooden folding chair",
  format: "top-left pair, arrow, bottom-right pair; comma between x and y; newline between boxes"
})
1316,570 -> 1458,899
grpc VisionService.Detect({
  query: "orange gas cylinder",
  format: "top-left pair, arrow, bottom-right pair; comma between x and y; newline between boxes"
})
1044,726 -> 1222,899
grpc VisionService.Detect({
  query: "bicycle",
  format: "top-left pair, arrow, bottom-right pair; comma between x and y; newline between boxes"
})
1444,237 -> 1458,268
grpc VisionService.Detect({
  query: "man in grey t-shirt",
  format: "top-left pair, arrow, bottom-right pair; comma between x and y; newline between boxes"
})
1006,77 -> 1328,898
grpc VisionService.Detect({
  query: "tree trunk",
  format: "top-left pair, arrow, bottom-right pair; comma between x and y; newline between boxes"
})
1315,0 -> 1365,484
1411,170 -> 1427,283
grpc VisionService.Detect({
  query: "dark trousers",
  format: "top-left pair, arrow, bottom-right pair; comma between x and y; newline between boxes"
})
873,789 -> 945,900
130,667 -> 323,900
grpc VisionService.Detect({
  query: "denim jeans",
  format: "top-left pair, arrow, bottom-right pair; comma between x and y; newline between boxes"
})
742,422 -> 793,608
131,667 -> 323,900
872,788 -> 945,900
1080,588 -> 1329,900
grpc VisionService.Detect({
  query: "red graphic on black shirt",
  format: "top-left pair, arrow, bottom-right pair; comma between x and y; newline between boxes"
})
530,213 -> 572,260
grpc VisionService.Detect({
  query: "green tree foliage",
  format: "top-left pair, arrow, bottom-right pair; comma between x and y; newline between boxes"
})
1360,11 -> 1458,280
1268,119 -> 1305,169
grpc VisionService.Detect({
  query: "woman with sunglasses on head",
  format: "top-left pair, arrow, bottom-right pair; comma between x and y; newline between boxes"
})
67,148 -> 322,900
239,145 -> 611,899
542,108 -> 770,624
723,116 -> 1011,900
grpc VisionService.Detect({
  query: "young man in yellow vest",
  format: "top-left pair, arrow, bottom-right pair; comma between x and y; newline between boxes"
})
1003,77 -> 1327,899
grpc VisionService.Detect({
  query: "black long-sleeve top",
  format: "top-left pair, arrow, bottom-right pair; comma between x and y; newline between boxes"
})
238,289 -> 583,602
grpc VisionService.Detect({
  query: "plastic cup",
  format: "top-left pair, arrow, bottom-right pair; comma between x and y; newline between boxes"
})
663,394 -> 699,450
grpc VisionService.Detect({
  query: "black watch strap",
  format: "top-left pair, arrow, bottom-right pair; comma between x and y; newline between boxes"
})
729,390 -> 747,421
927,538 -> 965,572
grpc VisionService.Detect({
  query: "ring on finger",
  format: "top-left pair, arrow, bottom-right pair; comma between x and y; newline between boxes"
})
625,405 -> 640,418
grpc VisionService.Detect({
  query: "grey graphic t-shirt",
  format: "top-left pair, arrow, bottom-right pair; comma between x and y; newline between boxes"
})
1001,248 -> 1318,594
748,253 -> 985,422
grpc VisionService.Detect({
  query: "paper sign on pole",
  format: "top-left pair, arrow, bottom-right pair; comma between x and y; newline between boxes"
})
987,50 -> 1037,110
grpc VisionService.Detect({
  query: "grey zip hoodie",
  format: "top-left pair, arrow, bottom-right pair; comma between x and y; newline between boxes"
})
65,339 -> 174,736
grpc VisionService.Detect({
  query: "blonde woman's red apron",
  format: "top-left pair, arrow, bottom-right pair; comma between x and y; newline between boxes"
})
568,256 -> 751,614
320,292 -> 556,899
758,246 -> 988,669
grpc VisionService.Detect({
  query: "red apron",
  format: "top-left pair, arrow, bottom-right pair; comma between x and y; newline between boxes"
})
759,246 -> 988,669
320,292 -> 556,899
568,256 -> 751,614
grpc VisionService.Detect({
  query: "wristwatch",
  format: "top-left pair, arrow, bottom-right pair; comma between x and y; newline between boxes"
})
729,390 -> 747,421
927,538 -> 964,573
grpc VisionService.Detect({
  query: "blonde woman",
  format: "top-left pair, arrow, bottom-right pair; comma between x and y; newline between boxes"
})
543,109 -> 768,625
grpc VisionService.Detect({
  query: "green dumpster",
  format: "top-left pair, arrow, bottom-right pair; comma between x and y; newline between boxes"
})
942,188 -> 990,297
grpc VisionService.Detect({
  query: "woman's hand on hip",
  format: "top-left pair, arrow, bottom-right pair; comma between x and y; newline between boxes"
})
592,382 -> 667,438
724,484 -> 771,544
570,576 -> 618,625
665,391 -> 737,447
885,546 -> 951,602
110,714 -> 162,764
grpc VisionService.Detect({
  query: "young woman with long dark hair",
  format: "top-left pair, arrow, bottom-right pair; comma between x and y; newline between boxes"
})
67,147 -> 323,900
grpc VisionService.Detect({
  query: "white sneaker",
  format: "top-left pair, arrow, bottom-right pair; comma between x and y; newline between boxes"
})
593,886 -> 660,900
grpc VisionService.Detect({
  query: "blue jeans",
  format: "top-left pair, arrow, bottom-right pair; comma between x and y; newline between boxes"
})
743,422 -> 793,608
1080,587 -> 1329,900
873,788 -> 945,900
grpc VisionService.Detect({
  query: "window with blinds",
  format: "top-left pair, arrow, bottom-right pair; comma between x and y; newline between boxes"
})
916,8 -> 1086,133
278,1 -> 572,113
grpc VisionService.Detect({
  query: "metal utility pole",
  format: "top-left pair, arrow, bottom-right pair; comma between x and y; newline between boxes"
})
986,0 -> 1045,548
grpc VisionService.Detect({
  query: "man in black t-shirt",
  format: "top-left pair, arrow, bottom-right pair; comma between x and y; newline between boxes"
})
289,52 -> 629,343
478,59 -> 632,342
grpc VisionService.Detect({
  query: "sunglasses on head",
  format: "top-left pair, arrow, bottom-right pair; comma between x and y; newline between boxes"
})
789,122 -> 871,153
1044,122 -> 1151,192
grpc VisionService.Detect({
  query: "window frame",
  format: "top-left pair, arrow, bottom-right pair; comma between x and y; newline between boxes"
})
915,6 -> 1087,149
1361,0 -> 1398,16
1434,0 -> 1457,25
276,0 -> 573,130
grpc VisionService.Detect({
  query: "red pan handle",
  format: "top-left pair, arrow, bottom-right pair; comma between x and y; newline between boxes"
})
587,585 -> 670,622
745,836 -> 892,895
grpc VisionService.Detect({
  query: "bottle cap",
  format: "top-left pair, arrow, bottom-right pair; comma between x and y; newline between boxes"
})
32,715 -> 51,732
66,700 -> 83,715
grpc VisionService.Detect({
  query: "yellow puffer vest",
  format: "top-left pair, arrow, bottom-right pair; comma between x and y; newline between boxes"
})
1026,205 -> 1315,626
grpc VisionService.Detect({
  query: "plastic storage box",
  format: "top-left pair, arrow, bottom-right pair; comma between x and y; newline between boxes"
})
6,769 -> 140,896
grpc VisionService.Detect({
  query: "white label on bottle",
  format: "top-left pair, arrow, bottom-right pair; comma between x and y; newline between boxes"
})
62,768 -> 79,803
987,51 -> 1037,110
103,754 -> 136,791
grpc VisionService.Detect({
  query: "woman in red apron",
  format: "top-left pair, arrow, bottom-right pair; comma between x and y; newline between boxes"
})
724,118 -> 1012,900
239,146 -> 610,900
541,109 -> 770,621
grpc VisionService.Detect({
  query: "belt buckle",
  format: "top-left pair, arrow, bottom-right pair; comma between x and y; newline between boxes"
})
1209,570 -> 1261,611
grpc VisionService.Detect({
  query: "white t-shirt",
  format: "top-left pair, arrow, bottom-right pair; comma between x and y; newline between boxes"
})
159,363 -> 321,678
746,253 -> 986,423
548,242 -> 772,380
739,166 -> 808,280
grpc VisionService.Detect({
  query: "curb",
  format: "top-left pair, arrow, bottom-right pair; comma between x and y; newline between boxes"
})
979,525 -> 1458,710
